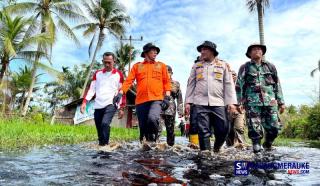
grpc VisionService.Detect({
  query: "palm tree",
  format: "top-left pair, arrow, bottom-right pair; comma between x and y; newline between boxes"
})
3,65 -> 41,112
311,59 -> 320,102
45,63 -> 101,124
6,0 -> 85,116
0,10 -> 50,84
115,43 -> 138,76
0,0 -> 16,7
74,0 -> 130,97
246,0 -> 270,45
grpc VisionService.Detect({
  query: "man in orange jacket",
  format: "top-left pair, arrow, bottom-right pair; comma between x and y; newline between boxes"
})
119,43 -> 171,143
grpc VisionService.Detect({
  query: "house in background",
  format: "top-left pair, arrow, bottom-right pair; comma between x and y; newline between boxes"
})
54,90 -> 137,128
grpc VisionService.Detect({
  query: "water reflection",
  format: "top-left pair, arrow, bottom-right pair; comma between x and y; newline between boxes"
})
0,137 -> 319,185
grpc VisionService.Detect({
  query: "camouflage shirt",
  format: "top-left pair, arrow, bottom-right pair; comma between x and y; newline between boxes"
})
236,60 -> 285,106
161,80 -> 183,116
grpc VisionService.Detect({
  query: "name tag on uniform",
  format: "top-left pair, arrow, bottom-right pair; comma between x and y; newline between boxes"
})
213,67 -> 223,80
215,72 -> 223,80
196,73 -> 204,80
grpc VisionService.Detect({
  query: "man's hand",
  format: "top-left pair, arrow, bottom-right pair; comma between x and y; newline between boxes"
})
237,105 -> 244,114
113,93 -> 123,105
80,102 -> 86,114
279,104 -> 285,114
161,95 -> 170,111
118,109 -> 124,119
227,104 -> 237,113
165,91 -> 171,97
185,103 -> 191,116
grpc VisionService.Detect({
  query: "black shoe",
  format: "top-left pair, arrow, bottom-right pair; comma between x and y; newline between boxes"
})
252,139 -> 262,153
199,137 -> 211,151
263,141 -> 273,151
99,142 -> 106,146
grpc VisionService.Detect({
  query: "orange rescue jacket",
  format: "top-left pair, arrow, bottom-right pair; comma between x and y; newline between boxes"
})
122,60 -> 171,105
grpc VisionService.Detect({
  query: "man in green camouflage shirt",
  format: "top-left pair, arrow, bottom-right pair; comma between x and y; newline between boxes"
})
159,65 -> 183,146
236,43 -> 285,153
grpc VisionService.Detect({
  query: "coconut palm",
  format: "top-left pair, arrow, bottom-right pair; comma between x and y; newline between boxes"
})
246,0 -> 270,45
311,59 -> 320,102
6,0 -> 85,116
0,0 -> 16,7
115,43 -> 138,76
45,63 -> 101,107
0,10 -> 50,84
74,0 -> 130,97
3,65 -> 41,112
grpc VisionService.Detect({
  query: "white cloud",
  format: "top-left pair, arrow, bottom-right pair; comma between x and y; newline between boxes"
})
41,0 -> 320,106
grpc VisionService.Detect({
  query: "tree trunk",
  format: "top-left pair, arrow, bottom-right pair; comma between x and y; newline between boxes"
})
50,107 -> 56,125
22,21 -> 48,116
19,92 -> 26,112
81,29 -> 104,97
0,57 -> 8,86
257,3 -> 265,45
11,96 -> 16,110
21,57 -> 38,116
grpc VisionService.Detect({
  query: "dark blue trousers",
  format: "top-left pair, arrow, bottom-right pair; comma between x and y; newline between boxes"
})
136,101 -> 162,142
94,104 -> 117,145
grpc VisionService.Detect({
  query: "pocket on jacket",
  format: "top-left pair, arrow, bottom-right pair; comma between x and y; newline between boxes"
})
246,72 -> 257,84
137,71 -> 147,81
262,72 -> 275,85
152,70 -> 161,80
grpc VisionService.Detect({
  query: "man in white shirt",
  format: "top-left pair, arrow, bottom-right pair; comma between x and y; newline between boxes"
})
80,52 -> 125,146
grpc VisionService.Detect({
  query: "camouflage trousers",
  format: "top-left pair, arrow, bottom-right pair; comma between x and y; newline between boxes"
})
226,112 -> 246,146
246,106 -> 281,142
159,115 -> 175,146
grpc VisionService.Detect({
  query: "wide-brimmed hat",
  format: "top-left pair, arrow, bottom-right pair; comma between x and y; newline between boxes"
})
197,41 -> 219,56
246,43 -> 267,58
166,65 -> 173,74
141,43 -> 160,58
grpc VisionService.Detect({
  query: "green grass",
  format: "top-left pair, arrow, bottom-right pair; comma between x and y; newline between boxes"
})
0,117 -> 139,151
274,137 -> 320,148
1,117 -> 318,151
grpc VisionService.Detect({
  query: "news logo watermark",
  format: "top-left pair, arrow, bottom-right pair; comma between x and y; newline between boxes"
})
234,161 -> 310,176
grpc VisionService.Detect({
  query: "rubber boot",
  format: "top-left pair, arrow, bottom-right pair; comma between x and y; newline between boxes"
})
263,134 -> 275,151
252,139 -> 262,153
189,134 -> 199,145
213,138 -> 225,153
199,137 -> 211,151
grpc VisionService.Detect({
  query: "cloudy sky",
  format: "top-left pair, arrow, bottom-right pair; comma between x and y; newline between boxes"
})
12,0 -> 320,106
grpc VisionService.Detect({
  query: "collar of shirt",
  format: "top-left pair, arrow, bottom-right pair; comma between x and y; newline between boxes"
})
143,59 -> 156,64
102,68 -> 117,74
250,59 -> 266,65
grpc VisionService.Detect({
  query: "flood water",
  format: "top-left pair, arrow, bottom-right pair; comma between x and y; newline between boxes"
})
0,137 -> 319,186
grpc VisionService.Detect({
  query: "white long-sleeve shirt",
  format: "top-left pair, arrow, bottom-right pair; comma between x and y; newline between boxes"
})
83,68 -> 126,109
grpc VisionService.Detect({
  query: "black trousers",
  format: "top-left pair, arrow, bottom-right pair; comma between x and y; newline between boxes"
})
194,105 -> 230,150
162,115 -> 175,146
94,104 -> 117,145
136,101 -> 162,142
189,104 -> 198,135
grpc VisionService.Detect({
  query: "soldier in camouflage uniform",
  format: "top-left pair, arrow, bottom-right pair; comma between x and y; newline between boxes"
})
236,43 -> 285,153
159,65 -> 183,146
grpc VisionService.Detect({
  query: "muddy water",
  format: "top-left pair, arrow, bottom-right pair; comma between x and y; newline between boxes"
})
0,137 -> 319,186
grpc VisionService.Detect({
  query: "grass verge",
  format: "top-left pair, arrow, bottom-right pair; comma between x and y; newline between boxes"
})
0,117 -> 139,151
